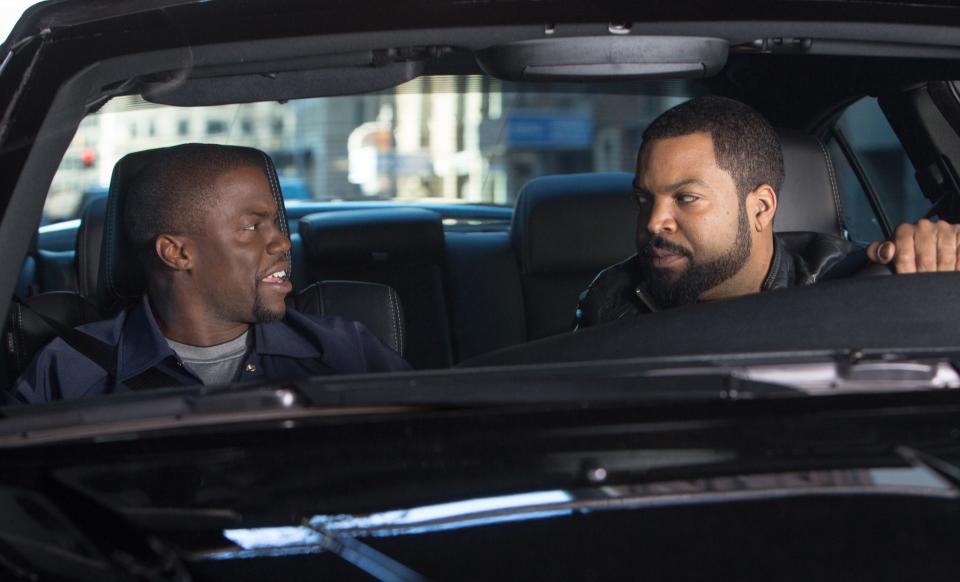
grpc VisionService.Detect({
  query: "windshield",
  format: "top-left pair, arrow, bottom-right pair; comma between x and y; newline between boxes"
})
42,77 -> 697,224
6,24 -> 960,424
15,67 -> 960,409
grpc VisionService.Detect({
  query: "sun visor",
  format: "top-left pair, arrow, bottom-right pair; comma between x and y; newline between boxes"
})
476,36 -> 728,81
142,52 -> 426,106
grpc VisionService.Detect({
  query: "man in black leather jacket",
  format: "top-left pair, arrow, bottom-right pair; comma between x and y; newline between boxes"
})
577,96 -> 960,328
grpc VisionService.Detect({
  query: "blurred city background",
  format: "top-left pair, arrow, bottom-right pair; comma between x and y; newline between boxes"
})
44,77 -> 694,223
43,74 -> 924,244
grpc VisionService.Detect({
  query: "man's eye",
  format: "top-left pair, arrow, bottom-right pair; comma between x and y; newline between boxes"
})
242,223 -> 258,231
676,193 -> 698,205
633,194 -> 649,206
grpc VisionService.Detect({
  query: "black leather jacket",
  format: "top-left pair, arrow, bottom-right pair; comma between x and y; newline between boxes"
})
576,232 -> 869,328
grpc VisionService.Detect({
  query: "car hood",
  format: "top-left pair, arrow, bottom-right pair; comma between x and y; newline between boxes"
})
4,388 -> 960,579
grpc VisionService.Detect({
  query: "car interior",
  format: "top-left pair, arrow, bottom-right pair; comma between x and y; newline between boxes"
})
2,123 -> 882,383
4,14 -> 960,398
13,4 -> 960,579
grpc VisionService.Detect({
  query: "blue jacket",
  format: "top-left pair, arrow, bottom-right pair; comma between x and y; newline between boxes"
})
16,296 -> 410,403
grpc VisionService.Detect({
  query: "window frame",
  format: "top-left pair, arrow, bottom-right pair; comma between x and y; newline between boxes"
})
828,125 -> 894,239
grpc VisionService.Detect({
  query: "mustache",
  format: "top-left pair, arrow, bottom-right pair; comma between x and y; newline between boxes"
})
256,250 -> 293,281
640,236 -> 693,260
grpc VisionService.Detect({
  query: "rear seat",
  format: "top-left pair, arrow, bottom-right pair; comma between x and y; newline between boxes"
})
298,208 -> 453,369
444,225 -> 527,361
510,172 -> 638,340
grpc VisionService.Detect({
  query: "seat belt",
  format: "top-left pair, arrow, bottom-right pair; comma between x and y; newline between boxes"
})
12,298 -> 185,393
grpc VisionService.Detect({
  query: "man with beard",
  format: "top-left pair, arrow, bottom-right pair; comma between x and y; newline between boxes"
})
17,144 -> 409,403
576,96 -> 960,327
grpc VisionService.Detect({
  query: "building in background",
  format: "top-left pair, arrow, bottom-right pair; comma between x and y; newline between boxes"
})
45,77 -> 691,223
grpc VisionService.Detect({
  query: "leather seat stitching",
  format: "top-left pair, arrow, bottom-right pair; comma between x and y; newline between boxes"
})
16,306 -> 25,370
105,188 -> 118,303
388,288 -> 398,353
391,287 -> 403,355
78,215 -> 88,294
817,138 -> 845,233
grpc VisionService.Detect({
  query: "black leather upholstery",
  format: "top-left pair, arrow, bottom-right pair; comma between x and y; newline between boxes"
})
290,281 -> 405,356
298,208 -> 452,369
510,172 -> 638,340
15,232 -> 77,296
511,172 -> 638,275
5,292 -> 102,381
76,196 -> 107,300
775,129 -> 844,236
14,235 -> 38,299
445,230 -> 527,361
299,207 -> 446,263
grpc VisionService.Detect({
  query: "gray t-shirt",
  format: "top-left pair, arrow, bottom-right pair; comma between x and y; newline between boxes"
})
166,331 -> 250,386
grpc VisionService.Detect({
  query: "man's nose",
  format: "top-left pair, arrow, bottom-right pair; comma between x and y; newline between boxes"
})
267,226 -> 292,255
644,198 -> 677,235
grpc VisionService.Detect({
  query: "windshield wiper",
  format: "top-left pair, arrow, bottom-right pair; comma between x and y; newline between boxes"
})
896,445 -> 960,489
303,523 -> 426,582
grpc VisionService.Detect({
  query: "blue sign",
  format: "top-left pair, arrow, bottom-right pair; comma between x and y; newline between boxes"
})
481,111 -> 594,150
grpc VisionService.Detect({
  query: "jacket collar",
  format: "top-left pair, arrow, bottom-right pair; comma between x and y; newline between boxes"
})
116,296 -> 325,381
116,296 -> 178,382
761,235 -> 788,291
253,308 -> 324,359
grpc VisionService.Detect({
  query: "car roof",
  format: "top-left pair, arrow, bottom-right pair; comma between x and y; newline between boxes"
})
7,0 -> 960,126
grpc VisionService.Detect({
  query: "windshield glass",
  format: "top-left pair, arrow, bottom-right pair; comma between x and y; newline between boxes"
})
43,76 -> 697,224
12,64 -> 960,414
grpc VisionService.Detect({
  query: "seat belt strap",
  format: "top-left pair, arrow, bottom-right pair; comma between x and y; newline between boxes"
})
13,297 -> 117,377
12,298 -> 184,391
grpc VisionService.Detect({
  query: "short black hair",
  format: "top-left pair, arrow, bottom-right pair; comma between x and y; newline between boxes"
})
124,143 -> 269,251
640,96 -> 784,197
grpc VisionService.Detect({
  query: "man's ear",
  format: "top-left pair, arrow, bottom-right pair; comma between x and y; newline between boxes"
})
749,184 -> 778,232
155,234 -> 192,271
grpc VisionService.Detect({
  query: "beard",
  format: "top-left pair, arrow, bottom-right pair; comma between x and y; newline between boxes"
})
252,250 -> 292,323
639,202 -> 752,309
252,279 -> 286,323
214,280 -> 285,324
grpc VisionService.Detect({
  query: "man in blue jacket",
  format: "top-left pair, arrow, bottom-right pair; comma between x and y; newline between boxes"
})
17,144 -> 409,402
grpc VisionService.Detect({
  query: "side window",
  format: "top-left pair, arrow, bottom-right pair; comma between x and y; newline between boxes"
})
828,97 -> 929,244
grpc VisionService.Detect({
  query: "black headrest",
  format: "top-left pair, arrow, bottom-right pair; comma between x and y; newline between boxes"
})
775,129 -> 843,236
511,172 -> 637,275
76,195 -> 107,300
97,145 -> 288,312
299,208 -> 445,264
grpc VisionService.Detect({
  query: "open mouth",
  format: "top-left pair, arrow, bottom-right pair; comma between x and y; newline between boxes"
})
261,268 -> 289,285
